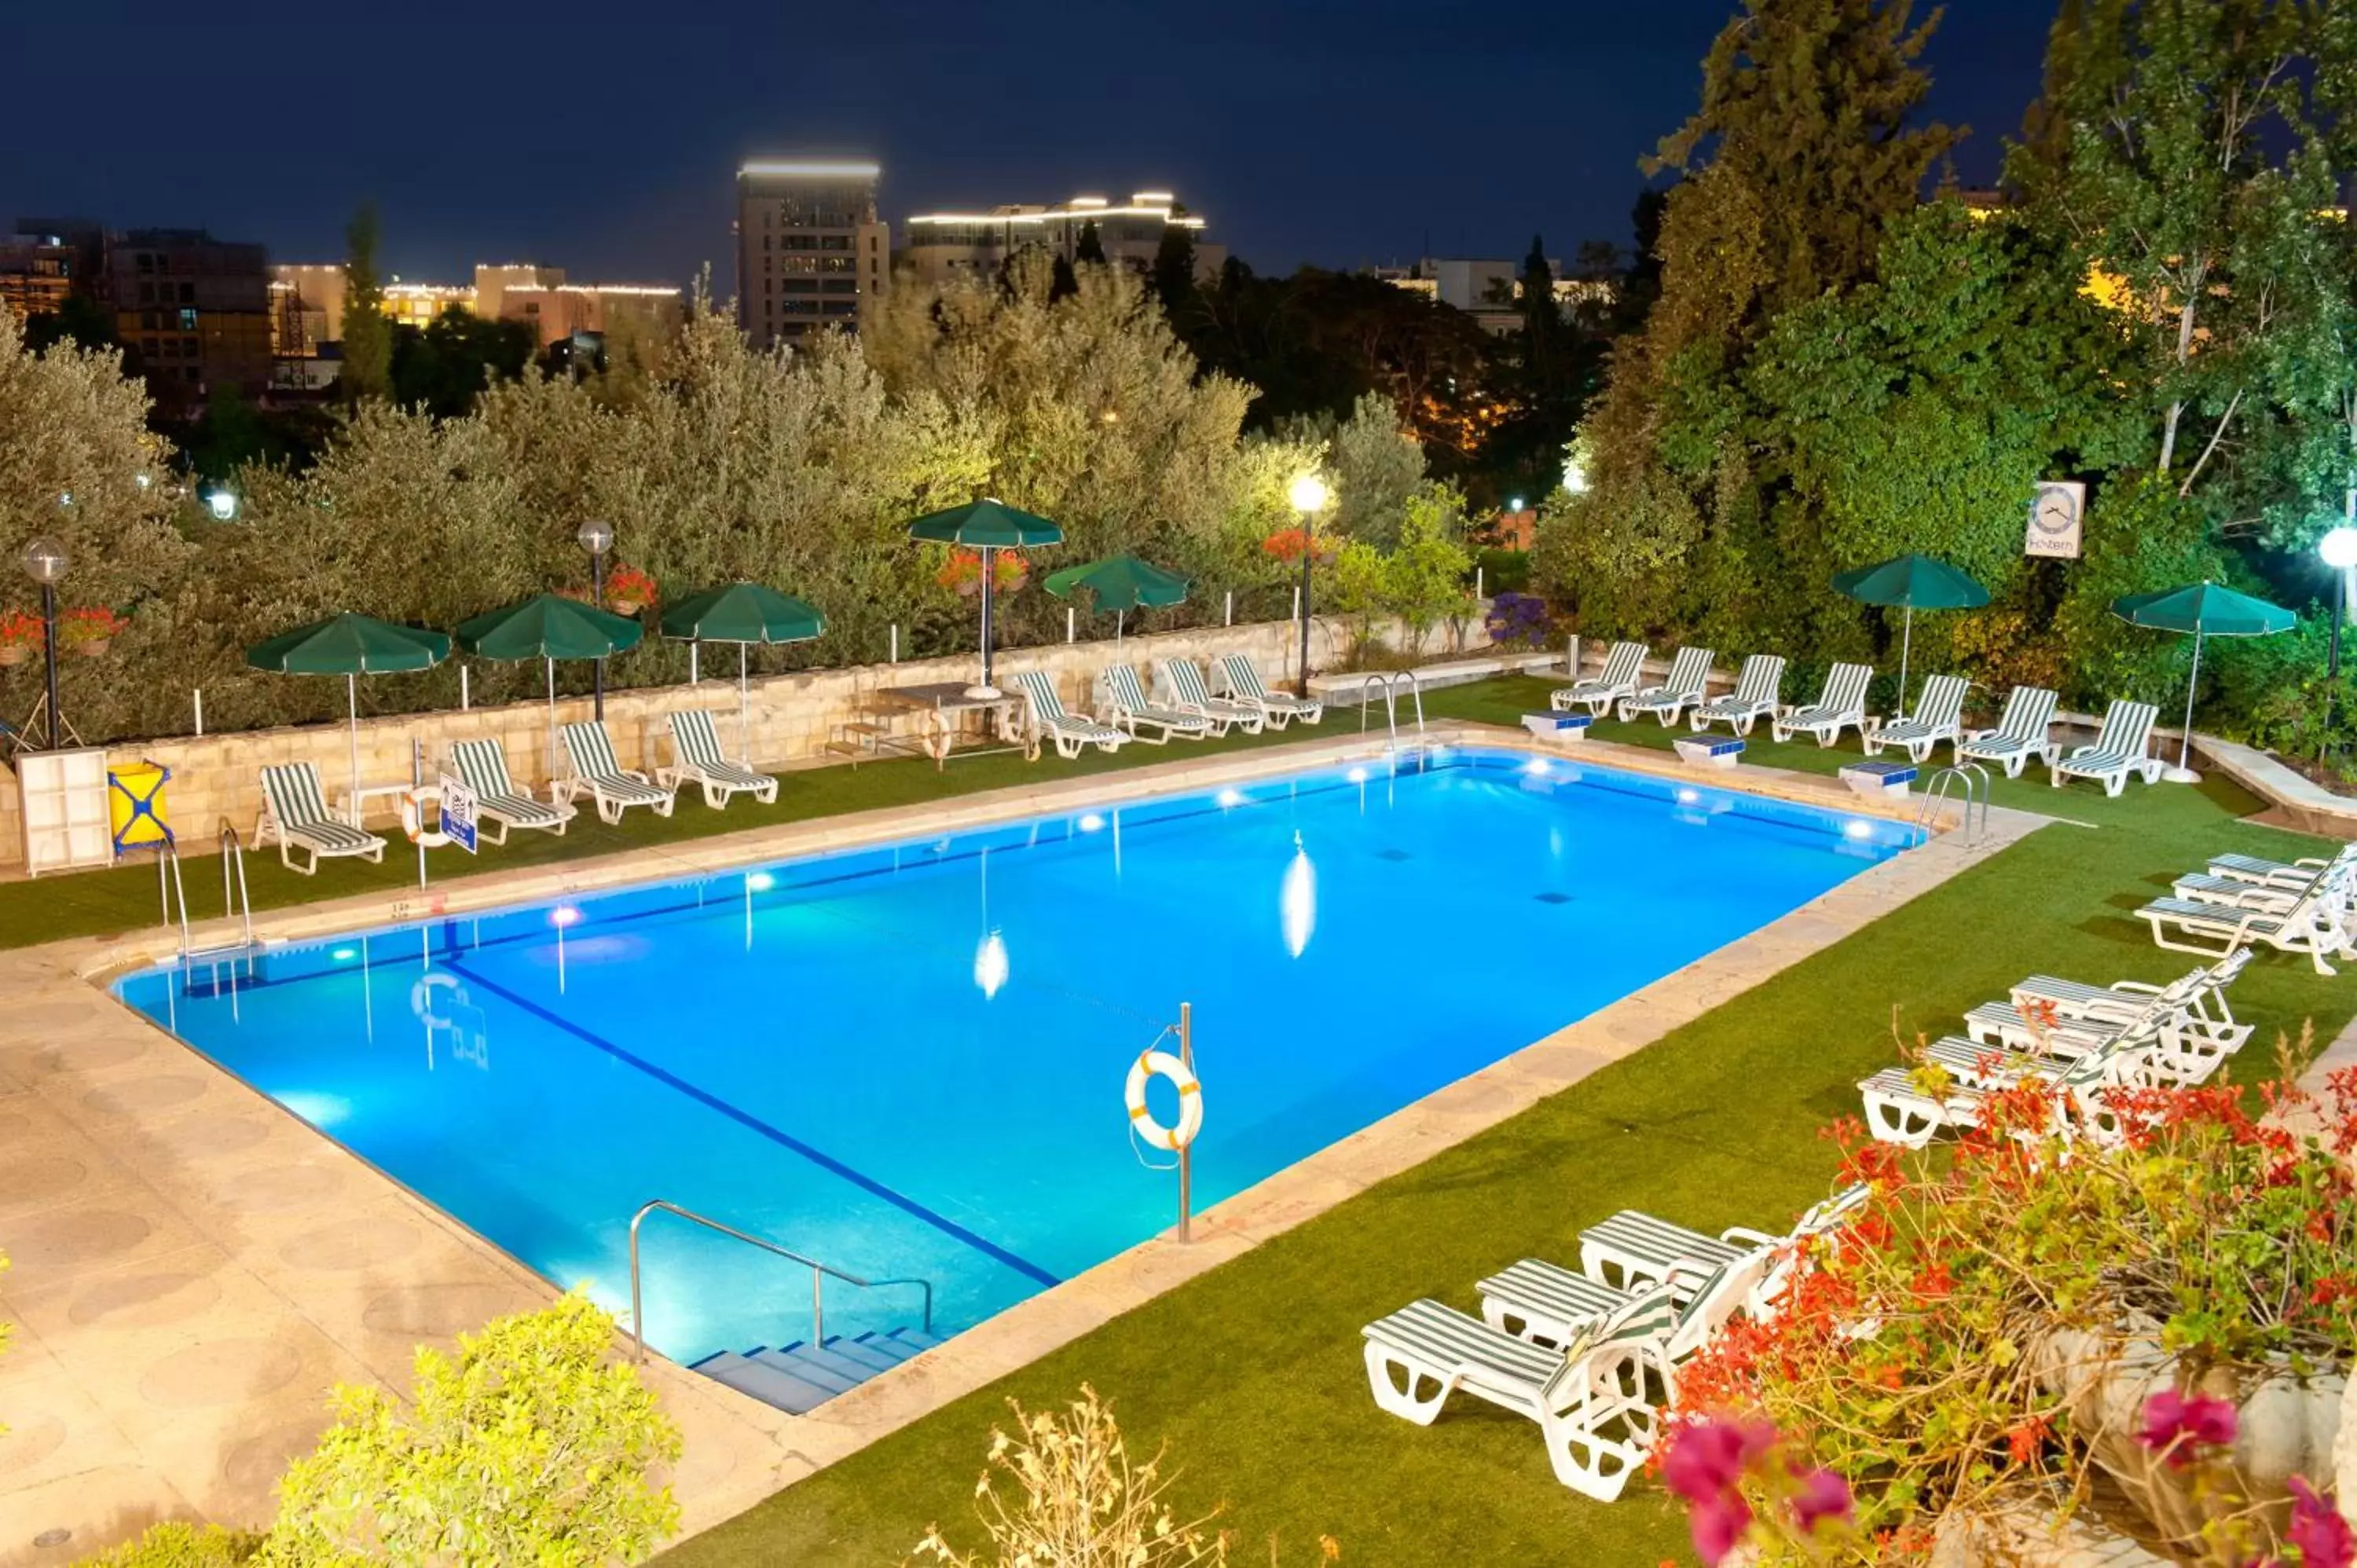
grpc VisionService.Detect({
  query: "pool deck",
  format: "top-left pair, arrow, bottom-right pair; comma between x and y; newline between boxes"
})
0,724 -> 2034,1563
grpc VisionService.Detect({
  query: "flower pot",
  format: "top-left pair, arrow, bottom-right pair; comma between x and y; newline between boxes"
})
607,599 -> 644,617
0,646 -> 27,667
2031,1323 -> 2345,1551
71,639 -> 111,658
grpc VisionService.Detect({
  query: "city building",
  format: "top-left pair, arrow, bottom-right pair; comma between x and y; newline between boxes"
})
1376,258 -> 1615,335
496,281 -> 684,353
734,160 -> 889,351
900,190 -> 1224,288
266,262 -> 680,383
5,219 -> 101,325
100,228 -> 273,411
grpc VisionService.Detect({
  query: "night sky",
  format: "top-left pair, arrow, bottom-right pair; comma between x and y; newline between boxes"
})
6,0 -> 2061,286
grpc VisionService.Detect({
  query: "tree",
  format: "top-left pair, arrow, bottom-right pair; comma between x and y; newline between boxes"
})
389,305 -> 537,419
339,203 -> 390,402
1075,219 -> 1107,266
21,294 -> 120,357
1150,224 -> 1198,317
1278,390 -> 1427,548
1049,253 -> 1081,302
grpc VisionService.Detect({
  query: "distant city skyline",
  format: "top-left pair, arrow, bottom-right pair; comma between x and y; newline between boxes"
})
7,0 -> 2060,288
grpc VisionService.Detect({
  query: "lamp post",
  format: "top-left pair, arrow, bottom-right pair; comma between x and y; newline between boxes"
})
1288,473 -> 1330,698
21,536 -> 68,750
2320,526 -> 2357,760
577,519 -> 614,720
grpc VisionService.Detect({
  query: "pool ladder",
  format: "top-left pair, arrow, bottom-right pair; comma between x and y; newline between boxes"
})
161,819 -> 256,962
1355,670 -> 1426,755
625,1199 -> 935,1363
1915,762 -> 1991,844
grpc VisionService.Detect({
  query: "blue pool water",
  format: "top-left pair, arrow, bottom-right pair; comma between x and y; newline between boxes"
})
115,748 -> 1915,1361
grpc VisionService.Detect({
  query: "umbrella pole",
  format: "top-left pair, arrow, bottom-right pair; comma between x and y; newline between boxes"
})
976,546 -> 998,697
2180,630 -> 2204,774
1897,606 -> 1914,720
740,642 -> 751,758
1116,609 -> 1124,643
547,658 -> 558,778
347,673 -> 361,822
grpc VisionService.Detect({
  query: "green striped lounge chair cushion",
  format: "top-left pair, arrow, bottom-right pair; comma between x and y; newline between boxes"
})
1631,647 -> 1713,705
260,764 -> 376,851
1221,654 -> 1315,709
1363,1298 -> 1565,1395
1963,686 -> 2058,757
1477,1258 -> 1637,1335
560,723 -> 669,802
2073,700 -> 2157,770
1879,674 -> 1970,742
1576,642 -> 1647,695
1105,665 -> 1205,727
1580,1209 -> 1747,1278
451,740 -> 564,826
1797,662 -> 1871,720
671,710 -> 771,789
1700,654 -> 1783,715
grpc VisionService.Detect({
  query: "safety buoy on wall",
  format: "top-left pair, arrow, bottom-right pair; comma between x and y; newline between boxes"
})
1125,1049 -> 1203,1152
401,786 -> 449,848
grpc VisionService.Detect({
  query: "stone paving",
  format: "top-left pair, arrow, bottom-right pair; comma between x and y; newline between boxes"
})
0,725 -> 2021,1562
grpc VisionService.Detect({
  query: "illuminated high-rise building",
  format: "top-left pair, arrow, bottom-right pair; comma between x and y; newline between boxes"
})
734,160 -> 889,351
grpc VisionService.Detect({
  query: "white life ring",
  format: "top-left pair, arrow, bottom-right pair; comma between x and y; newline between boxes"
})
401,786 -> 449,848
1125,1049 -> 1203,1152
410,970 -> 460,1028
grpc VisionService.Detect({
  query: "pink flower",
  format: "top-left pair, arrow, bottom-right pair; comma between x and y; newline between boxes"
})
1791,1467 -> 1854,1534
1661,1417 -> 1775,1504
1687,1494 -> 1753,1564
2138,1387 -> 2237,1467
2286,1476 -> 2354,1568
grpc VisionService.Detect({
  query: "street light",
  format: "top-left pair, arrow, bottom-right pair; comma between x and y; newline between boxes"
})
201,484 -> 238,522
1563,457 -> 1589,495
2320,526 -> 2357,760
577,518 -> 614,720
21,536 -> 68,750
1288,473 -> 1330,698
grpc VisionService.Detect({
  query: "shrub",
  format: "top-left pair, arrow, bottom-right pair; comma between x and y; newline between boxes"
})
1475,548 -> 1530,596
260,1292 -> 680,1566
1484,591 -> 1554,651
75,1524 -> 262,1568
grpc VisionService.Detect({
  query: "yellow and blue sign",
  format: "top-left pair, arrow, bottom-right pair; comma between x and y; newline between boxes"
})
108,760 -> 173,855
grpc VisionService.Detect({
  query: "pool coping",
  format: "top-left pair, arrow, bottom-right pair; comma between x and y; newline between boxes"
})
0,724 -> 2038,1559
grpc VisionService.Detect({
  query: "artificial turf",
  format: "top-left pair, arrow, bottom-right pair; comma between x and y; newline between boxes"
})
643,680 -> 2357,1567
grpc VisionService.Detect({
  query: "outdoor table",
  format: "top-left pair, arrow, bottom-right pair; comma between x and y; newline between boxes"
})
339,780 -> 414,828
865,683 -> 1036,769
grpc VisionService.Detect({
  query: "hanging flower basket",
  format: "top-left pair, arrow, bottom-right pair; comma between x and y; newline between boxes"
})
601,562 -> 658,617
1261,527 -> 1337,567
60,606 -> 126,658
0,610 -> 40,666
938,549 -> 1030,599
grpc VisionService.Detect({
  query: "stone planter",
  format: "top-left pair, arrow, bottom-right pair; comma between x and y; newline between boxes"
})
2032,1323 -> 2344,1550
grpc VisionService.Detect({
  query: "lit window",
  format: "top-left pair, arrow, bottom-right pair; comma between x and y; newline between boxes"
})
179,307 -> 196,328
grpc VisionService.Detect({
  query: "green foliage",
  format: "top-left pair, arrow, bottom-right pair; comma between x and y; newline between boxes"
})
1385,485 -> 1475,656
1475,547 -> 1530,595
261,1292 -> 680,1568
1321,539 -> 1388,661
75,1524 -> 262,1568
339,205 -> 390,404
390,306 -> 537,420
1277,390 -> 1427,549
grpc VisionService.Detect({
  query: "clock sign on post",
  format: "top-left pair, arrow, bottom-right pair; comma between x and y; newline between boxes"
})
2027,481 -> 2085,559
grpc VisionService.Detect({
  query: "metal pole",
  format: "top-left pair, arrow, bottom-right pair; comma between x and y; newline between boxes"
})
1224,589 -> 1233,627
1177,1002 -> 1193,1244
1297,518 -> 1314,698
40,581 -> 60,749
2326,572 -> 2345,767
979,546 -> 996,693
628,1214 -> 646,1362
812,1264 -> 825,1346
192,687 -> 203,736
739,642 -> 752,757
591,551 -> 607,720
2180,629 -> 2202,773
413,737 -> 427,890
460,665 -> 469,711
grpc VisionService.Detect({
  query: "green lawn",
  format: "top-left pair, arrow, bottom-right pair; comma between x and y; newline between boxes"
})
647,680 -> 2356,1567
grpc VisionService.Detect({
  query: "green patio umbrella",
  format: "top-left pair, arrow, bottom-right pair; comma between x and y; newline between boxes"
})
660,582 -> 827,753
1043,554 -> 1191,641
246,613 -> 452,808
455,593 -> 645,761
1831,553 -> 1991,717
2113,580 -> 2296,779
906,498 -> 1064,698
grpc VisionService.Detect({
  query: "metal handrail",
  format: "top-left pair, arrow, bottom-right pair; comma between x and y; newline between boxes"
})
219,819 -> 253,948
159,844 -> 191,951
1353,670 -> 1425,751
1915,761 -> 1991,844
626,1199 -> 934,1363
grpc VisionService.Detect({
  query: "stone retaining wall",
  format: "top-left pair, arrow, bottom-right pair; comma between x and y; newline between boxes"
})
0,614 -> 1463,871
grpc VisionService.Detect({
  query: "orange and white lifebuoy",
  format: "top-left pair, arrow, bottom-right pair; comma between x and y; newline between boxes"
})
400,786 -> 449,849
1124,1049 -> 1203,1152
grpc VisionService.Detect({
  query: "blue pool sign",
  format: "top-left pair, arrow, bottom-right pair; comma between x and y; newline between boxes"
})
438,775 -> 479,854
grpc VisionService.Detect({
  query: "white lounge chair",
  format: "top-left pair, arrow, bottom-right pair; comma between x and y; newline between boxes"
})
1362,1286 -> 1675,1500
1772,661 -> 1874,747
1618,647 -> 1715,727
1959,685 -> 2060,776
1983,955 -> 2253,1085
256,761 -> 387,875
1551,641 -> 1647,717
2051,699 -> 2163,797
1574,1185 -> 1868,1304
2208,849 -> 2344,890
557,720 -> 676,826
2175,845 -> 2357,909
1689,654 -> 1786,736
1860,1036 -> 2146,1149
660,709 -> 778,809
2138,864 -> 2354,976
1479,1251 -> 1773,1405
1099,664 -> 1211,744
447,738 -> 573,843
1153,658 -> 1263,736
1865,673 -> 1971,764
1215,654 -> 1323,727
1009,670 -> 1129,760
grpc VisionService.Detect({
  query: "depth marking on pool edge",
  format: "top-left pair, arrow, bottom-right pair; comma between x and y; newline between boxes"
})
439,960 -> 1062,1290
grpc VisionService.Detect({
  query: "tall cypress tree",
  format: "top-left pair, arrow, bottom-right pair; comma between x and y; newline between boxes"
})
339,203 -> 390,403
1074,219 -> 1107,266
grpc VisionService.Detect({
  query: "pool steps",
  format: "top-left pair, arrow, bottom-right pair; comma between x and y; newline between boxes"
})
688,1324 -> 944,1414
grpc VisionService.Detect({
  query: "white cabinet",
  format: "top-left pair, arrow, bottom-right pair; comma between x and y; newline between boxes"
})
19,747 -> 112,877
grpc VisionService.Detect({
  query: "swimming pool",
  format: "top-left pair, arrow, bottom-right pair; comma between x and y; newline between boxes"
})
114,747 -> 1916,1367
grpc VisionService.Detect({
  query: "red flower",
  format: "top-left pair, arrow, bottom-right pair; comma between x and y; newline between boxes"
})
2138,1387 -> 2237,1467
2286,1475 -> 2355,1568
2004,1416 -> 2051,1465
